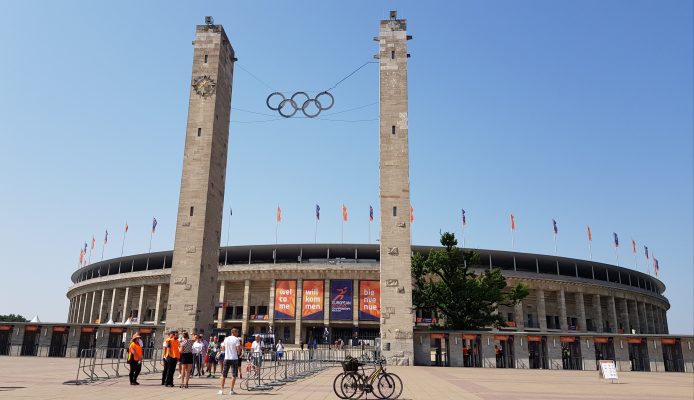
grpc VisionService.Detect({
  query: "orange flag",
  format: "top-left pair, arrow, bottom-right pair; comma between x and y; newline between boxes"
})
587,225 -> 592,242
277,206 -> 282,223
510,213 -> 516,231
342,204 -> 348,221
410,206 -> 414,223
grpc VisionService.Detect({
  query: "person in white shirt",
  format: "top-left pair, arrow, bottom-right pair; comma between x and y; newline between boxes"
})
275,340 -> 284,364
192,335 -> 204,377
218,328 -> 241,395
251,335 -> 264,368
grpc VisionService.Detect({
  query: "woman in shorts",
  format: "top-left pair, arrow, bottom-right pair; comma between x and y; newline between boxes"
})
178,331 -> 193,388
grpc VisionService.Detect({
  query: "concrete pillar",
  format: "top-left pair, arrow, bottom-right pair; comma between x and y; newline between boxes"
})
614,337 -> 631,372
537,289 -> 547,331
217,281 -> 226,329
323,279 -> 330,328
68,297 -> 75,323
122,286 -> 131,323
607,296 -> 618,333
98,289 -> 106,324
241,279 -> 250,336
559,289 -> 568,332
628,299 -> 639,334
109,288 -> 118,323
353,279 -> 360,329
154,284 -> 162,324
294,279 -> 303,345
88,291 -> 96,324
619,298 -> 630,333
648,338 -> 665,372
75,294 -> 83,324
655,307 -> 663,333
662,310 -> 669,334
137,285 -> 145,323
268,279 -> 275,322
82,293 -> 90,324
575,292 -> 586,332
514,301 -> 524,330
593,294 -> 603,333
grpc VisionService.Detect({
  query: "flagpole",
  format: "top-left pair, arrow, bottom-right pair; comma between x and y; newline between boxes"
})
121,224 -> 127,257
511,229 -> 515,250
461,223 -> 466,248
225,211 -> 231,265
614,246 -> 619,267
341,218 -> 344,245
147,230 -> 153,268
588,242 -> 592,261
368,221 -> 371,244
88,240 -> 93,265
314,218 -> 318,244
553,234 -> 557,256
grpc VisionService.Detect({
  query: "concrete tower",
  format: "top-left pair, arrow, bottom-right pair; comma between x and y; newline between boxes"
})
377,11 -> 414,365
167,19 -> 235,335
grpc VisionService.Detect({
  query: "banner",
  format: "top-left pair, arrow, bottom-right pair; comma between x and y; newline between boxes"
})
302,280 -> 324,320
359,280 -> 380,321
330,280 -> 353,320
274,280 -> 296,320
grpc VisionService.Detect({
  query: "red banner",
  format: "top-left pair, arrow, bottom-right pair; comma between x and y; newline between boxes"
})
462,334 -> 478,340
302,280 -> 324,320
52,326 -> 69,333
560,336 -> 576,343
627,338 -> 643,344
358,280 -> 380,321
494,335 -> 510,341
0,325 -> 13,331
25,325 -> 38,332
593,337 -> 609,344
274,280 -> 296,320
660,338 -> 677,345
527,336 -> 542,342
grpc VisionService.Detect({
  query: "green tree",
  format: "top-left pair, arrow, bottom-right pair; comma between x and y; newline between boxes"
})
0,314 -> 28,322
412,232 -> 528,330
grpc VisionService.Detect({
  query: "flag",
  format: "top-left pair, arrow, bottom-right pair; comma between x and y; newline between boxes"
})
151,217 -> 158,234
277,206 -> 282,223
587,225 -> 592,241
613,232 -> 619,247
230,208 -> 233,216
410,206 -> 414,223
125,222 -> 129,233
462,209 -> 466,226
369,205 -> 373,222
510,213 -> 516,231
552,219 -> 558,235
632,239 -> 636,254
315,204 -> 320,221
644,246 -> 649,259
79,247 -> 84,263
342,204 -> 348,222
104,230 -> 108,244
91,236 -> 95,250
84,242 -> 88,254
654,258 -> 660,276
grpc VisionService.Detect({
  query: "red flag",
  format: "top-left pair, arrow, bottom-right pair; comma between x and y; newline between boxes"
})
79,248 -> 84,264
277,206 -> 282,223
91,236 -> 95,250
125,222 -> 129,233
342,204 -> 348,222
587,225 -> 592,242
632,239 -> 636,254
410,206 -> 414,223
510,213 -> 516,231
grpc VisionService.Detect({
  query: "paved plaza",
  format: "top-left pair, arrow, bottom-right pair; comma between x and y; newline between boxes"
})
0,357 -> 692,400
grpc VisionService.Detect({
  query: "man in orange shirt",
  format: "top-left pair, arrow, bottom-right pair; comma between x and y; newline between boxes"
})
162,330 -> 180,387
128,333 -> 143,385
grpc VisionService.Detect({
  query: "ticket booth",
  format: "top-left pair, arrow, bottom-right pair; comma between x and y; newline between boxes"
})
494,335 -> 514,368
0,325 -> 12,355
661,338 -> 684,372
77,327 -> 97,356
527,335 -> 548,369
560,336 -> 582,370
106,327 -> 125,358
593,337 -> 615,370
627,338 -> 650,371
462,334 -> 482,367
430,333 -> 449,367
49,326 -> 69,357
21,325 -> 39,356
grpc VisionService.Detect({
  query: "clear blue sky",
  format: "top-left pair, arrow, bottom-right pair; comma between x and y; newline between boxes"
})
0,1 -> 691,334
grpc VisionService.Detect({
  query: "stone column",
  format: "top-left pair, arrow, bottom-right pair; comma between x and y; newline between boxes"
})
593,294 -> 603,333
514,301 -> 524,330
323,279 -> 331,328
154,284 -> 162,324
109,288 -> 118,323
68,297 -> 75,323
122,287 -> 131,323
638,302 -> 648,334
618,298 -> 629,333
75,294 -> 83,324
88,291 -> 96,324
537,289 -> 547,331
217,281 -> 226,329
576,291 -> 586,332
607,296 -> 618,333
268,279 -> 275,322
137,285 -> 145,323
662,310 -> 669,334
558,289 -> 568,331
241,279 -> 250,336
353,279 -> 360,329
294,279 -> 303,345
98,289 -> 106,324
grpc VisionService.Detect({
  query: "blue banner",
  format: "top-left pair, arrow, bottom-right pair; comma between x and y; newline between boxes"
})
330,280 -> 353,320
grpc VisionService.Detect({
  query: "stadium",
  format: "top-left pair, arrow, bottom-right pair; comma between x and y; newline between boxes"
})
3,243 -> 671,372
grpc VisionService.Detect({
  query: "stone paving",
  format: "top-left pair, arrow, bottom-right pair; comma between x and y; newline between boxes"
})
0,357 -> 692,399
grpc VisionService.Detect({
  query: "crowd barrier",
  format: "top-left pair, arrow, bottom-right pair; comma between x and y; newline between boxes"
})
63,347 -> 162,385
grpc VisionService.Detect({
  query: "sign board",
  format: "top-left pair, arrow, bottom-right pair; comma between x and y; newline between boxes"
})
599,360 -> 619,383
302,280 -> 324,320
358,280 -> 380,321
660,338 -> 677,345
593,337 -> 610,344
462,334 -> 478,341
560,336 -> 576,343
431,333 -> 445,339
527,335 -> 542,342
330,280 -> 353,320
52,326 -> 69,333
274,280 -> 296,320
494,335 -> 510,341
626,338 -> 643,344
0,325 -> 13,331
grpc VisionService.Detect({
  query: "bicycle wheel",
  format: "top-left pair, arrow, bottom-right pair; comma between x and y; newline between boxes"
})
340,372 -> 364,399
377,373 -> 403,399
333,373 -> 348,399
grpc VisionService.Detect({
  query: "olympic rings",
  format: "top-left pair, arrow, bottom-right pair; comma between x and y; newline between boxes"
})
266,91 -> 334,118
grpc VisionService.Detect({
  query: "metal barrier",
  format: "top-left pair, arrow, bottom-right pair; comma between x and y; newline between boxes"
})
64,347 -> 161,385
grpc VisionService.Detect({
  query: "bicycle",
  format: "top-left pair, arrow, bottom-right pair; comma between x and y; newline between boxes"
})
336,357 -> 402,399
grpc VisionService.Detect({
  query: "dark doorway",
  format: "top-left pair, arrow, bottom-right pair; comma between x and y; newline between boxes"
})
78,330 -> 96,356
662,339 -> 684,372
528,336 -> 548,369
106,331 -> 124,358
462,334 -> 482,367
48,329 -> 68,357
0,327 -> 11,356
431,334 -> 449,367
561,337 -> 582,370
20,328 -> 39,356
593,337 -> 615,370
628,339 -> 650,371
495,336 -> 514,368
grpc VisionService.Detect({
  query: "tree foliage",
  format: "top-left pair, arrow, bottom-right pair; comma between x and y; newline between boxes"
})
0,314 -> 28,322
412,232 -> 529,330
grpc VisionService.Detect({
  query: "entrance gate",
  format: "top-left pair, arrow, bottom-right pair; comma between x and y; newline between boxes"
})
560,336 -> 582,370
593,337 -> 615,370
78,327 -> 96,356
49,327 -> 69,357
662,338 -> 684,372
21,326 -> 39,356
627,338 -> 650,371
528,336 -> 548,369
494,335 -> 514,368
462,334 -> 481,367
106,328 -> 124,358
0,325 -> 12,355
431,333 -> 449,367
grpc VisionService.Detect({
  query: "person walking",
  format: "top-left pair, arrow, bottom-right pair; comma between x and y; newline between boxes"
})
207,336 -> 220,378
251,334 -> 264,369
179,331 -> 193,388
192,334 -> 204,377
127,334 -> 143,385
275,340 -> 284,364
218,328 -> 242,395
162,330 -> 180,387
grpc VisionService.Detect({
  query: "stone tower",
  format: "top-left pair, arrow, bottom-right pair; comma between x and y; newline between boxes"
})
377,11 -> 414,365
167,19 -> 235,335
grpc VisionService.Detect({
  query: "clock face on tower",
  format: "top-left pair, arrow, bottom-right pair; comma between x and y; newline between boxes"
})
192,75 -> 216,97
